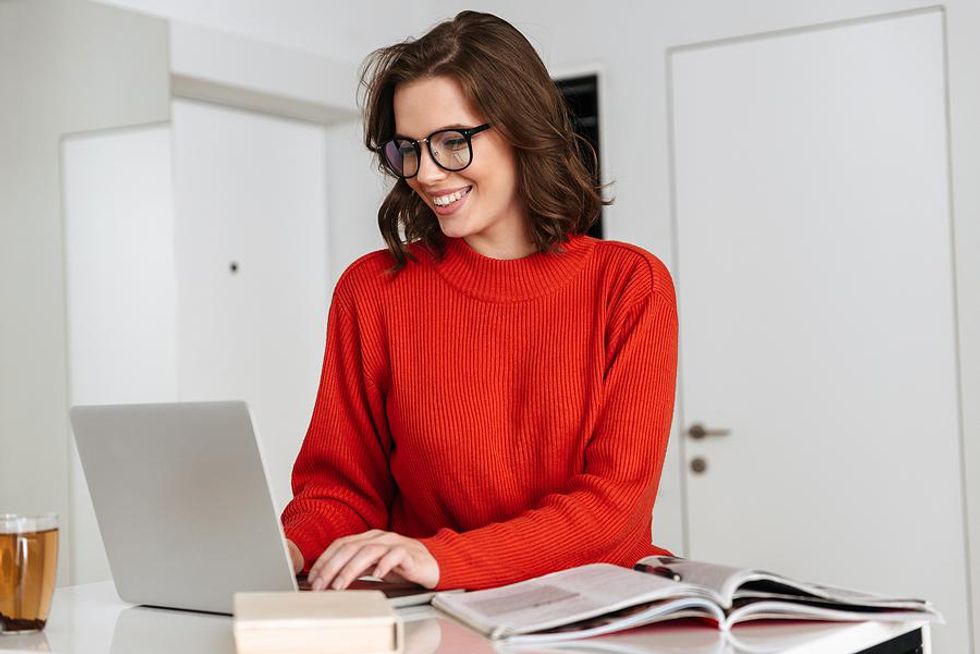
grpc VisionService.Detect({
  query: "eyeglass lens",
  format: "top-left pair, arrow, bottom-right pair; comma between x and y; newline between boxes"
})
383,130 -> 473,178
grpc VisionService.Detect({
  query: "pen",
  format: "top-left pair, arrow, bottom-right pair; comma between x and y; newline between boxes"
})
634,563 -> 682,582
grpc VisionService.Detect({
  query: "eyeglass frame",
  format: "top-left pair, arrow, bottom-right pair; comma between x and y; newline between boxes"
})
377,123 -> 492,179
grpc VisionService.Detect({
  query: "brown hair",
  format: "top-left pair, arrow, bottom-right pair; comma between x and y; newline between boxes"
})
360,10 -> 611,272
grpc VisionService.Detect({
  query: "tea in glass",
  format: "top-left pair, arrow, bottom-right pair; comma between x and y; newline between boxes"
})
0,514 -> 59,634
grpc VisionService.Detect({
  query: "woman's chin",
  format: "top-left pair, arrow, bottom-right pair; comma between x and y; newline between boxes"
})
436,219 -> 470,240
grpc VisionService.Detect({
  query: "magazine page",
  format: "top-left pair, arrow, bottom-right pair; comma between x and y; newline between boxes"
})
431,563 -> 713,639
504,598 -> 724,646
634,555 -> 745,606
739,576 -> 931,608
634,556 -> 936,613
724,599 -> 944,629
731,583 -> 931,611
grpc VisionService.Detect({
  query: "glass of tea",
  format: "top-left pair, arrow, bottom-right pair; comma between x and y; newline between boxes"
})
0,514 -> 59,634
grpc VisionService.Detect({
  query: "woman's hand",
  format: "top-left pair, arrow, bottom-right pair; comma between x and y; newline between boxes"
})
307,529 -> 439,591
286,538 -> 304,574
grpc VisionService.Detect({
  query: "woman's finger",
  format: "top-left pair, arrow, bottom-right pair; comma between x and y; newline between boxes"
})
309,530 -> 383,585
309,535 -> 353,582
371,546 -> 407,582
313,530 -> 380,569
330,543 -> 389,590
311,539 -> 374,591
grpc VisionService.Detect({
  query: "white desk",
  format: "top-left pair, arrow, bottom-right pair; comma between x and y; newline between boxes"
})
0,582 -> 930,654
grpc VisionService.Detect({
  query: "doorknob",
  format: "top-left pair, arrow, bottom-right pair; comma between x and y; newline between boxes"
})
687,423 -> 731,440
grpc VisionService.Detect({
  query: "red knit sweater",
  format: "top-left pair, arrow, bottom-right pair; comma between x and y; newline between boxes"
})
281,234 -> 678,590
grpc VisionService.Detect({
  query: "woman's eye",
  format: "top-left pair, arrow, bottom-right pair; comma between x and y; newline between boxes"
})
445,138 -> 467,150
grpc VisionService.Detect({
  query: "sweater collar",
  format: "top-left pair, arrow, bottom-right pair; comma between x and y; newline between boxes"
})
430,234 -> 596,302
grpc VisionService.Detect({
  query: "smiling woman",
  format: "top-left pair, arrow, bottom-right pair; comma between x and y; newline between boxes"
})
361,10 -> 608,264
279,10 -> 679,593
392,76 -> 526,256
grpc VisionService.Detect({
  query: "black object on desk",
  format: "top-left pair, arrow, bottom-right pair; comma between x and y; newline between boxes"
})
854,627 -> 922,654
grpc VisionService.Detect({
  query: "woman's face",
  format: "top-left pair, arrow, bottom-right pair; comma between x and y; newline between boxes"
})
393,75 -> 529,256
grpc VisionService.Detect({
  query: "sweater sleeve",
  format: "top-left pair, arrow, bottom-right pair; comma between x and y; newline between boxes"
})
419,278 -> 679,590
280,291 -> 393,572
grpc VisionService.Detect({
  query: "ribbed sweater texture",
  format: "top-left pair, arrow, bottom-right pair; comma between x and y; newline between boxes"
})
281,234 -> 678,590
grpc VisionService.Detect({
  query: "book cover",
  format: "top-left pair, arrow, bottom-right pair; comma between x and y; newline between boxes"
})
233,590 -> 403,654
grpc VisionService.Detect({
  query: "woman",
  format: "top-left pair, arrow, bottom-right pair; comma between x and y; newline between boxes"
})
281,10 -> 678,592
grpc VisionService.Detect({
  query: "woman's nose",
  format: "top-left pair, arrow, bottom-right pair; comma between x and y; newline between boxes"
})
415,145 -> 447,184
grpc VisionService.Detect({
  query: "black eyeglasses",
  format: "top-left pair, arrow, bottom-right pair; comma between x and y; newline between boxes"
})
378,124 -> 492,179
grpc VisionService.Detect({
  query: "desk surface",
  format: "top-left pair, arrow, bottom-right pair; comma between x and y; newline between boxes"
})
0,582 -> 929,654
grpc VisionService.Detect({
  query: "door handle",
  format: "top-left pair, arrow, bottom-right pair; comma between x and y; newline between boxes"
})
687,423 -> 731,440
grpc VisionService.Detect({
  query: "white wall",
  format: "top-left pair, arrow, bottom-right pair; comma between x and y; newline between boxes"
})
92,0 -> 426,65
0,0 -> 171,586
323,119 -> 389,287
168,20 -> 360,123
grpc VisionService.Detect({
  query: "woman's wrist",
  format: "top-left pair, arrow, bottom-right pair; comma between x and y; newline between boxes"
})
286,538 -> 304,573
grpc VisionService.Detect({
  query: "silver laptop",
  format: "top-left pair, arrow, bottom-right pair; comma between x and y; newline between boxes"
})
70,401 -> 297,614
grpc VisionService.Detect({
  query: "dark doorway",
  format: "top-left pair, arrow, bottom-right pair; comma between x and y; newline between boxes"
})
556,74 -> 602,239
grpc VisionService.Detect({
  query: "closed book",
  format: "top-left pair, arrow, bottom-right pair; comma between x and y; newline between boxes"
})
233,590 -> 403,654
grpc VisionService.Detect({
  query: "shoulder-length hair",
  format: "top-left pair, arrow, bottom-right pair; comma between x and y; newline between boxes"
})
360,10 -> 611,272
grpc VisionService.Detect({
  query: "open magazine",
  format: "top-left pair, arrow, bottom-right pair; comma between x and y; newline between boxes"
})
430,556 -> 942,645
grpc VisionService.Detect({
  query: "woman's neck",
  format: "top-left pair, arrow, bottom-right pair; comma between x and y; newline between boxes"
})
462,234 -> 537,260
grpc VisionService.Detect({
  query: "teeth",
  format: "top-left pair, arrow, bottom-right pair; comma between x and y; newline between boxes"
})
433,188 -> 469,206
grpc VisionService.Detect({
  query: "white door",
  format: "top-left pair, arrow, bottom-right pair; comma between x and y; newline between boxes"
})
671,8 -> 969,652
63,125 -> 180,585
171,99 -> 330,514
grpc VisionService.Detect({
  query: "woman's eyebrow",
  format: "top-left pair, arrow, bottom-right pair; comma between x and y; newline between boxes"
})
393,124 -> 474,139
